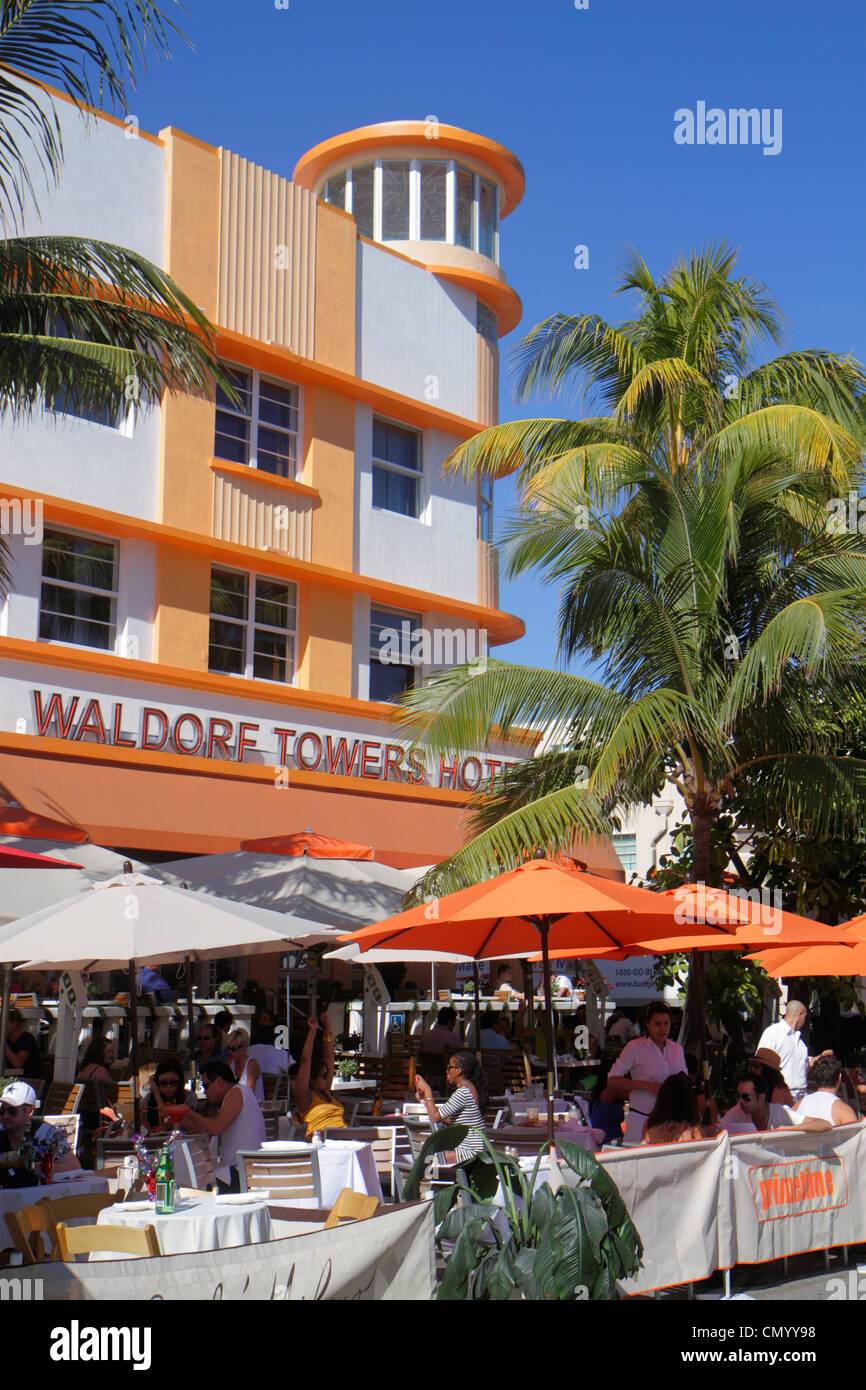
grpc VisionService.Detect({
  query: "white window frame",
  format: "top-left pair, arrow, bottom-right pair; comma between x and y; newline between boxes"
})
39,527 -> 119,653
208,566 -> 298,685
214,364 -> 302,480
369,603 -> 422,702
371,415 -> 425,521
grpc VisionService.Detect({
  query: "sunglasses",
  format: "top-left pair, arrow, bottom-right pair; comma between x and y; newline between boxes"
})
227,1045 -> 243,1053
158,1077 -> 181,1087
0,1104 -> 21,1117
737,1093 -> 757,1102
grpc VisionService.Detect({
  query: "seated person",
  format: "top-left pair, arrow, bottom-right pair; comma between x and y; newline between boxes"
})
419,1006 -> 460,1055
227,1028 -> 264,1101
136,966 -> 176,1003
748,1047 -> 794,1105
213,1009 -> 234,1037
607,1010 -> 639,1044
180,1060 -> 265,1193
494,964 -> 525,1004
641,1074 -> 713,1145
720,1071 -> 833,1134
293,1014 -> 345,1139
142,1058 -> 197,1131
0,1081 -> 80,1185
588,1061 -> 626,1142
480,1011 -> 512,1050
76,1037 -> 122,1159
4,1009 -> 43,1081
414,1052 -> 487,1164
795,1054 -> 859,1126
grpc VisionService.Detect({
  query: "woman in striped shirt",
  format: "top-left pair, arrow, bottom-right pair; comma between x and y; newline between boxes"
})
414,1051 -> 487,1162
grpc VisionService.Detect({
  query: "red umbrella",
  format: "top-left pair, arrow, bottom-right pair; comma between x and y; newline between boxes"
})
340,858 -> 736,1145
0,845 -> 82,869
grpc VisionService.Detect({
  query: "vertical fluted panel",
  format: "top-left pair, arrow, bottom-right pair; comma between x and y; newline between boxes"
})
212,472 -> 314,561
218,150 -> 317,356
477,539 -> 500,610
475,331 -> 499,426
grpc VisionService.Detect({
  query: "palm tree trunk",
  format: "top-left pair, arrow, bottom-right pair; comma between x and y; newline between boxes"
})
677,810 -> 715,1060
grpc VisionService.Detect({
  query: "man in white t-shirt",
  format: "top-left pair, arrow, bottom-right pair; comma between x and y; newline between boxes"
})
757,1001 -> 832,1103
180,1060 -> 265,1192
795,1055 -> 859,1126
720,1072 -> 832,1135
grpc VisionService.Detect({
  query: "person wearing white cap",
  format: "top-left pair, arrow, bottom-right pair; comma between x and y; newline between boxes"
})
0,1082 -> 80,1184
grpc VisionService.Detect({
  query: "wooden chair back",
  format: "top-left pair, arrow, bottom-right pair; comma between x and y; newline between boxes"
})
114,1081 -> 135,1124
261,1073 -> 289,1103
5,1205 -> 54,1264
353,1055 -> 385,1083
56,1221 -> 161,1260
37,1192 -> 121,1245
379,1055 -> 415,1100
178,1136 -> 218,1192
42,1082 -> 83,1116
261,1107 -> 281,1141
238,1150 -> 321,1203
324,1188 -> 379,1229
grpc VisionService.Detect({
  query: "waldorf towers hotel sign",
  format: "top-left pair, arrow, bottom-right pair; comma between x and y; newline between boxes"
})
19,685 -> 525,792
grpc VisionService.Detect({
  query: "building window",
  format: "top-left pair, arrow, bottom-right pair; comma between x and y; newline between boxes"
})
477,302 -> 498,344
330,159 -> 499,263
351,164 -> 375,239
372,417 -> 422,518
209,568 -> 297,683
39,529 -> 117,651
214,367 -> 299,479
479,476 -> 494,543
612,833 -> 637,877
52,392 -> 125,430
369,606 -> 421,703
420,160 -> 448,241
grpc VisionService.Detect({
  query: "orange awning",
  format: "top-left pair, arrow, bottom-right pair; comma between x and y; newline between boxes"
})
240,831 -> 374,859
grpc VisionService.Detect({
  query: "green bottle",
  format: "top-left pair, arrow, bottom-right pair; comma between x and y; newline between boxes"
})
155,1146 -> 176,1214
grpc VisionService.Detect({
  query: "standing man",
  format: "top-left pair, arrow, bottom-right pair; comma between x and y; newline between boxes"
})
757,1001 -> 831,1103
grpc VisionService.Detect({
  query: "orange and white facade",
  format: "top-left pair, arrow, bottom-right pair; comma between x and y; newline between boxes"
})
0,100 -> 551,866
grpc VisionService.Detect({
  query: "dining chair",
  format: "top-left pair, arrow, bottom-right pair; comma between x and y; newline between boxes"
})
324,1188 -> 380,1229
37,1192 -> 123,1247
41,1082 -> 84,1117
55,1221 -> 161,1260
237,1150 -> 322,1203
322,1126 -> 397,1197
5,1205 -> 55,1264
178,1135 -> 219,1193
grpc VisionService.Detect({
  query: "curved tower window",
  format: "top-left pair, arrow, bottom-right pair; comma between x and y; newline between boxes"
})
381,161 -> 410,240
323,159 -> 500,262
420,160 -> 447,241
351,164 -> 375,239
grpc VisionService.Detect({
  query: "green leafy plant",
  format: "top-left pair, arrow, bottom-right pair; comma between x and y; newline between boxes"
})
335,1058 -> 358,1080
216,980 -> 238,1000
402,1126 -> 642,1300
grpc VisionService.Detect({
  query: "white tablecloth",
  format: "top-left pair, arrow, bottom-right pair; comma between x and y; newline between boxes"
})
94,1191 -> 271,1257
261,1140 -> 383,1208
0,1172 -> 109,1222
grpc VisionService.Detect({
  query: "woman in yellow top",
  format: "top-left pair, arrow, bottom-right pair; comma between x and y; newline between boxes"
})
294,1013 -> 346,1139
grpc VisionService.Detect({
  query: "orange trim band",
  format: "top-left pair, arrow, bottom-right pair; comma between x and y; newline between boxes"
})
1,484 -> 524,644
0,731 -> 474,806
208,459 -> 320,500
428,266 -> 522,336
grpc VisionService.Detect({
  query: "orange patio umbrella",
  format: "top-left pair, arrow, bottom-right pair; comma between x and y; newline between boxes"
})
239,830 -> 375,860
340,858 -> 739,1146
745,941 -> 866,978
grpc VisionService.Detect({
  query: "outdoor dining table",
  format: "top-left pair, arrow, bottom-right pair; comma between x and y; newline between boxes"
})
0,1171 -> 110,1223
493,1123 -> 604,1153
260,1139 -> 383,1208
92,1190 -> 272,1258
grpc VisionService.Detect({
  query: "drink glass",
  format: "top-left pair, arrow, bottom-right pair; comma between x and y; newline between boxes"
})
526,1105 -> 539,1125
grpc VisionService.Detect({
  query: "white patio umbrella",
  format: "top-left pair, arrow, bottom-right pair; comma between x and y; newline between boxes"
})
0,871 -> 344,1127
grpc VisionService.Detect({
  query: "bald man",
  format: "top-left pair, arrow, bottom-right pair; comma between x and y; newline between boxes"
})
757,1001 -> 832,1103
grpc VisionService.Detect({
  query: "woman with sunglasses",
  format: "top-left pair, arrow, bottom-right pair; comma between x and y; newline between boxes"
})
142,1058 -> 196,1132
226,1028 -> 264,1101
414,1051 -> 488,1164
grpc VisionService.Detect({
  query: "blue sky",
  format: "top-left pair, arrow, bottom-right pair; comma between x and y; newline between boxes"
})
125,0 -> 865,673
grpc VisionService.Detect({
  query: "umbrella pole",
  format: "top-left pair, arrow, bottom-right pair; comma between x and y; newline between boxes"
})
128,959 -> 141,1133
539,918 -> 556,1150
0,963 -> 11,1083
184,956 -> 196,1092
473,963 -> 482,1058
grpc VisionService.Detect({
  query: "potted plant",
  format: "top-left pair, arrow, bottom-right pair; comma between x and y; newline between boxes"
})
216,981 -> 238,1001
402,1127 -> 643,1300
336,1031 -> 363,1052
336,1058 -> 358,1081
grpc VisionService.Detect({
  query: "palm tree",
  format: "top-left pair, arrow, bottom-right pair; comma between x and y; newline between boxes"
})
395,244 -> 866,1050
0,3 -> 226,586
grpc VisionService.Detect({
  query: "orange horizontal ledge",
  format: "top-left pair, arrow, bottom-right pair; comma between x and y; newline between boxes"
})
428,266 -> 522,337
208,458 -> 321,500
0,483 -> 525,645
